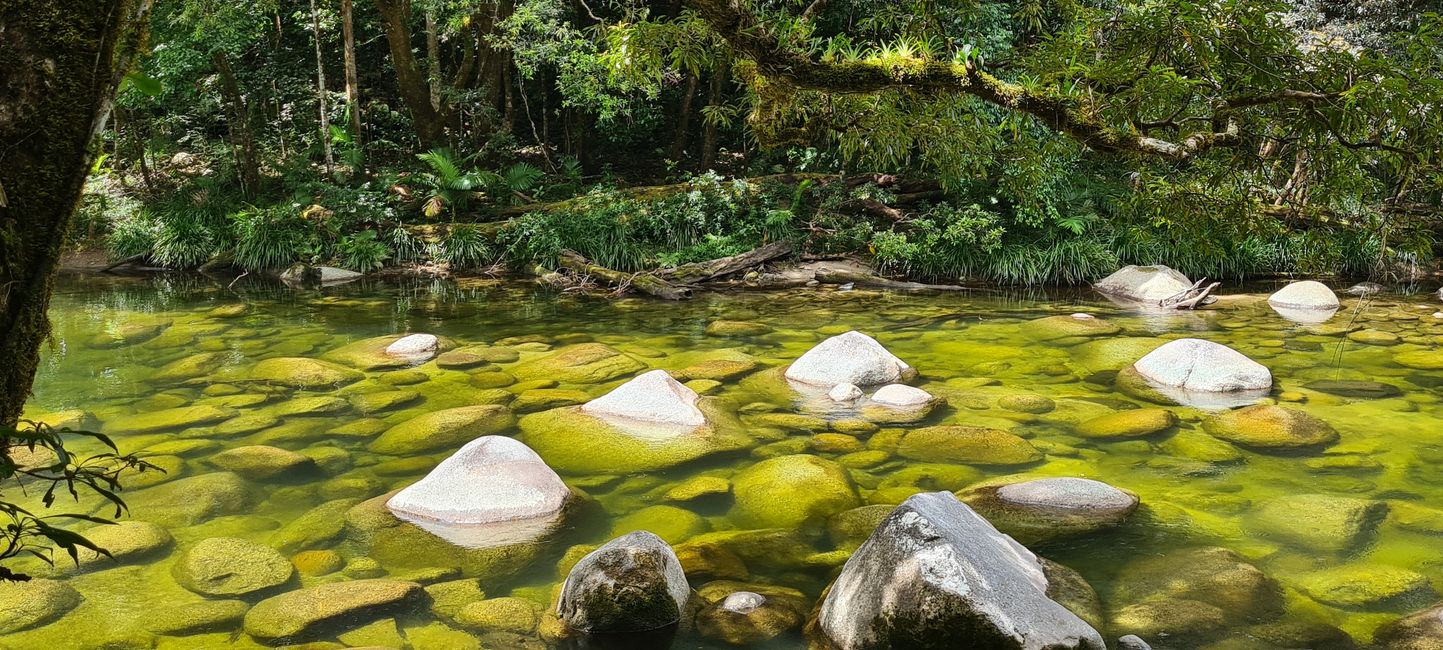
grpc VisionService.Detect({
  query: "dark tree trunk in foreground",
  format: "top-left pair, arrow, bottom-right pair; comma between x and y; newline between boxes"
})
0,0 -> 153,426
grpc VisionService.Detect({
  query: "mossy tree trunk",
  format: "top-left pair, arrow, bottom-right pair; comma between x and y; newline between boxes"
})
0,0 -> 152,427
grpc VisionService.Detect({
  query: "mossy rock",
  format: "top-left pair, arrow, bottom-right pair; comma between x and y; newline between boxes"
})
128,472 -> 255,527
172,537 -> 294,597
997,394 -> 1055,414
1295,563 -> 1433,608
705,320 -> 773,337
0,579 -> 82,633
958,475 -> 1139,544
425,578 -> 488,620
1111,547 -> 1283,621
435,350 -> 491,370
270,395 -> 350,417
1073,337 -> 1167,373
270,498 -> 361,553
519,401 -> 749,474
1109,597 -> 1226,639
826,504 -> 895,551
249,357 -> 364,388
895,425 -> 1042,465
65,521 -> 173,572
683,529 -> 817,572
1248,494 -> 1387,553
348,389 -> 422,415
675,357 -> 761,381
25,409 -> 98,431
729,455 -> 860,528
209,445 -> 318,480
1161,430 -> 1245,463
695,580 -> 808,645
150,352 -> 232,383
292,550 -> 345,576
1075,408 -> 1177,439
746,412 -> 829,432
455,597 -> 543,634
510,343 -> 646,384
673,541 -> 751,582
145,599 -> 249,635
242,579 -> 428,644
87,318 -> 171,348
471,371 -> 518,388
1394,349 -> 1443,370
1019,315 -> 1122,342
663,476 -> 731,502
1389,501 -> 1443,534
512,388 -> 593,413
611,505 -> 709,543
368,405 -> 515,455
107,404 -> 234,434
1203,404 -> 1339,450
343,492 -> 555,581
322,334 -> 455,370
1374,602 -> 1443,650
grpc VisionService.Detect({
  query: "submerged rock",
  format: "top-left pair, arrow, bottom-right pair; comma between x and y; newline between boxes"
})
1296,563 -> 1434,608
107,404 -> 234,434
1301,379 -> 1402,399
1374,602 -> 1443,649
172,537 -> 294,597
705,320 -> 773,337
146,599 -> 250,636
1203,404 -> 1338,450
695,580 -> 808,645
68,521 -> 173,571
557,531 -> 690,634
1110,547 -> 1282,637
896,425 -> 1042,466
128,472 -> 254,527
829,383 -> 864,403
0,579 -> 82,633
1075,409 -> 1177,439
209,445 -> 318,480
1020,315 -> 1122,341
1131,338 -> 1271,393
250,357 -> 364,388
1269,280 -> 1340,311
785,330 -> 911,388
385,333 -> 439,358
581,369 -> 705,426
959,476 -> 1139,545
456,596 -> 543,634
1248,494 -> 1387,553
1094,265 -> 1192,303
730,454 -> 860,529
387,436 -> 569,526
368,405 -> 515,455
511,343 -> 646,384
519,400 -> 749,474
242,579 -> 427,644
816,491 -> 1105,650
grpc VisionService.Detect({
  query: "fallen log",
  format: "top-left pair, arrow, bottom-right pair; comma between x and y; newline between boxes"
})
557,250 -> 692,300
100,253 -> 147,273
659,240 -> 793,284
814,268 -> 969,292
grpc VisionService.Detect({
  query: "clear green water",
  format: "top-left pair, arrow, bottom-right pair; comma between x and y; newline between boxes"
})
10,273 -> 1443,649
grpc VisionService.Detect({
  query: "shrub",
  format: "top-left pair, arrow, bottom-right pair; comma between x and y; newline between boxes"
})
336,230 -> 391,273
435,224 -> 493,269
232,206 -> 317,270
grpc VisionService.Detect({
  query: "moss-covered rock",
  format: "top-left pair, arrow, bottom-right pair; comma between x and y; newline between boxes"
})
270,498 -> 361,553
215,413 -> 279,436
1374,602 -> 1443,650
896,425 -> 1042,465
1110,547 -> 1282,631
1075,409 -> 1177,439
611,505 -> 709,543
291,549 -> 344,576
107,404 -> 234,434
695,580 -> 808,645
368,405 -> 515,455
87,318 -> 171,348
66,521 -> 173,571
242,579 -> 428,644
146,599 -> 249,635
959,476 -> 1139,544
675,357 -> 761,382
1248,494 -> 1387,553
456,597 -> 543,634
1161,430 -> 1245,463
1020,314 -> 1121,342
249,357 -> 364,388
512,388 -> 593,413
1203,404 -> 1339,450
343,492 -> 553,581
556,531 -> 689,633
519,401 -> 748,474
150,352 -> 232,383
730,455 -> 860,528
1109,598 -> 1226,639
1395,349 -> 1443,370
270,395 -> 350,417
997,393 -> 1056,414
172,537 -> 294,597
511,343 -> 646,384
663,475 -> 730,502
128,472 -> 254,526
322,334 -> 455,370
1295,563 -> 1433,608
0,579 -> 82,633
827,504 -> 895,551
208,445 -> 318,480
705,320 -> 773,337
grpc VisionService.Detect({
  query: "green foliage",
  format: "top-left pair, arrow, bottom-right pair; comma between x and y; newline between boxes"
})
232,207 -> 318,270
336,230 -> 391,273
414,148 -> 484,219
435,224 -> 494,270
105,210 -> 161,260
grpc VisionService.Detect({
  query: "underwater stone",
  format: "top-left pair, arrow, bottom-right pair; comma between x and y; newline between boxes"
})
581,369 -> 704,426
1020,315 -> 1122,341
817,492 -> 1105,650
1075,409 -> 1177,439
1301,379 -> 1402,399
146,600 -> 250,636
1269,280 -> 1340,310
705,320 -> 773,336
1373,601 -> 1443,649
172,536 -> 294,597
557,531 -> 690,633
107,404 -> 235,434
1094,265 -> 1192,303
1132,338 -> 1271,393
785,330 -> 911,388
896,425 -> 1042,466
511,342 -> 646,384
696,581 -> 808,645
456,597 -> 542,634
385,333 -> 439,358
1296,563 -> 1434,608
128,472 -> 254,527
209,445 -> 318,480
271,498 -> 361,553
520,400 -> 748,474
997,393 -> 1056,414
829,382 -> 863,402
150,352 -> 232,383
663,476 -> 731,502
387,436 -> 569,526
0,579 -> 82,633
730,454 -> 860,529
67,521 -> 173,571
1248,494 -> 1387,553
368,404 -> 515,455
243,579 -> 427,644
869,384 -> 934,407
250,357 -> 364,388
1203,404 -> 1339,450
1110,547 -> 1282,632
959,477 -> 1139,545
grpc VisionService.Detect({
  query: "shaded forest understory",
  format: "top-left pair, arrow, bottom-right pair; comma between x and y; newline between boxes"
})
74,0 -> 1443,287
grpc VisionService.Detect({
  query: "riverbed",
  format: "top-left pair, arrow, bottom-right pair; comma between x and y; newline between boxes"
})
7,273 -> 1443,649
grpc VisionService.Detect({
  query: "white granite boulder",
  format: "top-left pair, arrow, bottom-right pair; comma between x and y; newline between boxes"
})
386,436 -> 569,525
1132,338 -> 1271,393
829,383 -> 863,403
1094,265 -> 1192,303
1268,280 -> 1339,310
869,384 -> 934,407
385,333 -> 439,359
580,369 -> 705,426
785,331 -> 911,388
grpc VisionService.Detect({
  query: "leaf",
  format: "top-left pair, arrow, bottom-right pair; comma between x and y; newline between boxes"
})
123,71 -> 163,96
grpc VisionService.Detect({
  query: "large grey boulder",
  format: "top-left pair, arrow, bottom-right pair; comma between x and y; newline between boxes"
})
1132,338 -> 1271,393
557,531 -> 691,633
1268,280 -> 1339,310
580,369 -> 705,426
785,331 -> 911,388
1094,265 -> 1192,303
816,491 -> 1106,650
386,436 -> 569,526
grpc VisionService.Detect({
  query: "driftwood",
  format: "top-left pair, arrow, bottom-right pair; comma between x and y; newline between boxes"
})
557,250 -> 692,300
1159,278 -> 1221,309
659,240 -> 793,284
100,253 -> 147,273
814,269 -> 969,292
